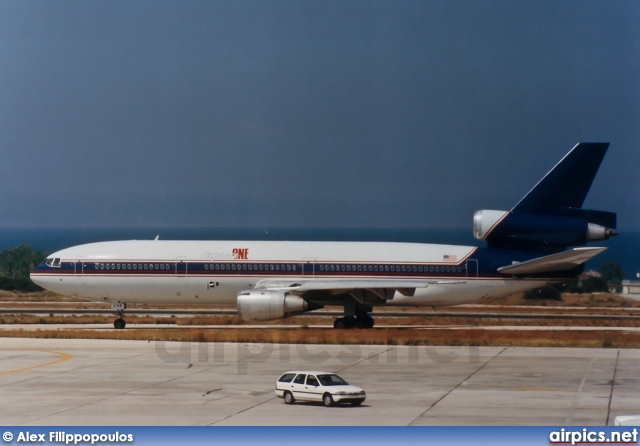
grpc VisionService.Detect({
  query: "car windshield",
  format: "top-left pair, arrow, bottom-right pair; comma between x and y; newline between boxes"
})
317,374 -> 348,386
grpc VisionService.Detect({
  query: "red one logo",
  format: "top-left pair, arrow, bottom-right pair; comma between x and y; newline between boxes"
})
232,248 -> 249,260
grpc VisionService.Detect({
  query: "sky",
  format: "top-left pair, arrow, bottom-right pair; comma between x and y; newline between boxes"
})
0,0 -> 638,230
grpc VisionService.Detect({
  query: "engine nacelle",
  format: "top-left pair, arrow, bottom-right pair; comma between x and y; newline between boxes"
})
237,290 -> 310,321
473,209 -> 616,248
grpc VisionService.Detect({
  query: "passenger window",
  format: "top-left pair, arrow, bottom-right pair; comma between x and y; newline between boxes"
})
306,375 -> 319,386
278,373 -> 297,383
293,374 -> 306,385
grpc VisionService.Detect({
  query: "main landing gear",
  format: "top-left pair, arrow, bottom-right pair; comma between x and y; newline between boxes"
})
111,302 -> 126,329
333,310 -> 374,329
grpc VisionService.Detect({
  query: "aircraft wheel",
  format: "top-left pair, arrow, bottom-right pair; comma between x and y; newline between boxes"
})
345,315 -> 357,329
114,318 -> 126,329
363,315 -> 374,329
333,318 -> 347,329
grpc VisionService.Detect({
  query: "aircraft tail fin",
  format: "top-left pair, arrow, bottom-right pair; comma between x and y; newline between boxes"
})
473,143 -> 616,251
512,143 -> 609,215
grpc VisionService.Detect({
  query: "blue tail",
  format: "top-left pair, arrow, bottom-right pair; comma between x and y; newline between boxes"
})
474,143 -> 617,251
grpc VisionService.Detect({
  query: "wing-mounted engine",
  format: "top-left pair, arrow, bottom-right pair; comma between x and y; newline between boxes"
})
474,209 -> 617,250
237,290 -> 322,321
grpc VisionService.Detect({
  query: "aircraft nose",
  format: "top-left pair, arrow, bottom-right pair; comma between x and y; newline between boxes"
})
30,260 -> 52,287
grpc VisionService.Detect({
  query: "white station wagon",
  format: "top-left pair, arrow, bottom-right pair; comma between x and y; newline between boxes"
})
275,371 -> 366,407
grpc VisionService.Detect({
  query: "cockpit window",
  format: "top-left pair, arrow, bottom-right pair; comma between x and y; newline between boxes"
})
45,258 -> 61,268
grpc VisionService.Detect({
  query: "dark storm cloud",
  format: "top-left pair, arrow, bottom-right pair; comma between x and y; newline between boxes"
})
0,0 -> 638,229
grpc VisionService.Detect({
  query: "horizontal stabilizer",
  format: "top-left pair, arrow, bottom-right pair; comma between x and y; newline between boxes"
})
497,247 -> 607,275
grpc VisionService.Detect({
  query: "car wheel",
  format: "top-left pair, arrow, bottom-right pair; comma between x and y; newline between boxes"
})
284,391 -> 295,405
323,393 -> 334,407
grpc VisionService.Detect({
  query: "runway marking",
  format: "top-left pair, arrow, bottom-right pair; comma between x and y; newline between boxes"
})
409,347 -> 508,425
0,348 -> 72,376
564,357 -> 599,425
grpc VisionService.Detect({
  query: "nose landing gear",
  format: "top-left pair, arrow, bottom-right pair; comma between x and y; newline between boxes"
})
111,302 -> 127,329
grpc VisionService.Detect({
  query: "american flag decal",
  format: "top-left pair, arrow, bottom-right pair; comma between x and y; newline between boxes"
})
443,254 -> 457,262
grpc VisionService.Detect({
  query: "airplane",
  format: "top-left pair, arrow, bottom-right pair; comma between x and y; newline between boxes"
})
30,143 -> 617,330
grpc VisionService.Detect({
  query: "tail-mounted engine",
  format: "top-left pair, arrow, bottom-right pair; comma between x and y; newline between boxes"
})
237,290 -> 320,321
473,209 -> 617,250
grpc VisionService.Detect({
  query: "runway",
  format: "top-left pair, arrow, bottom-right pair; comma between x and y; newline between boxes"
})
1,338 -> 639,426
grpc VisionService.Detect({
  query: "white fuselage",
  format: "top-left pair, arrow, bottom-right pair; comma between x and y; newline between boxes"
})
30,239 -> 558,308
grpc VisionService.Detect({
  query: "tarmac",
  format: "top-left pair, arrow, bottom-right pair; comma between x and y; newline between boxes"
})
0,337 -> 639,426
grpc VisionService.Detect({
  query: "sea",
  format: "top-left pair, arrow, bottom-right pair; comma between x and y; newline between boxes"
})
1,226 -> 638,279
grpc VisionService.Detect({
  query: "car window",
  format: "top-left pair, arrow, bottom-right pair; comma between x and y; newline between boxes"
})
318,374 -> 348,386
278,373 -> 297,383
293,374 -> 307,384
306,375 -> 319,386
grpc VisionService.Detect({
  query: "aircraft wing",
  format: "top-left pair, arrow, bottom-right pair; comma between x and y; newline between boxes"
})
497,247 -> 607,275
254,278 -> 438,298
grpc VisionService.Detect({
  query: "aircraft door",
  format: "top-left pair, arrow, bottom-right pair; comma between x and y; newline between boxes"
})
176,257 -> 188,276
465,259 -> 478,279
302,257 -> 316,277
75,257 -> 84,276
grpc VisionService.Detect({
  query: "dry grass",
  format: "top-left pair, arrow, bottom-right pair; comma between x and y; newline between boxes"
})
0,326 -> 638,349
